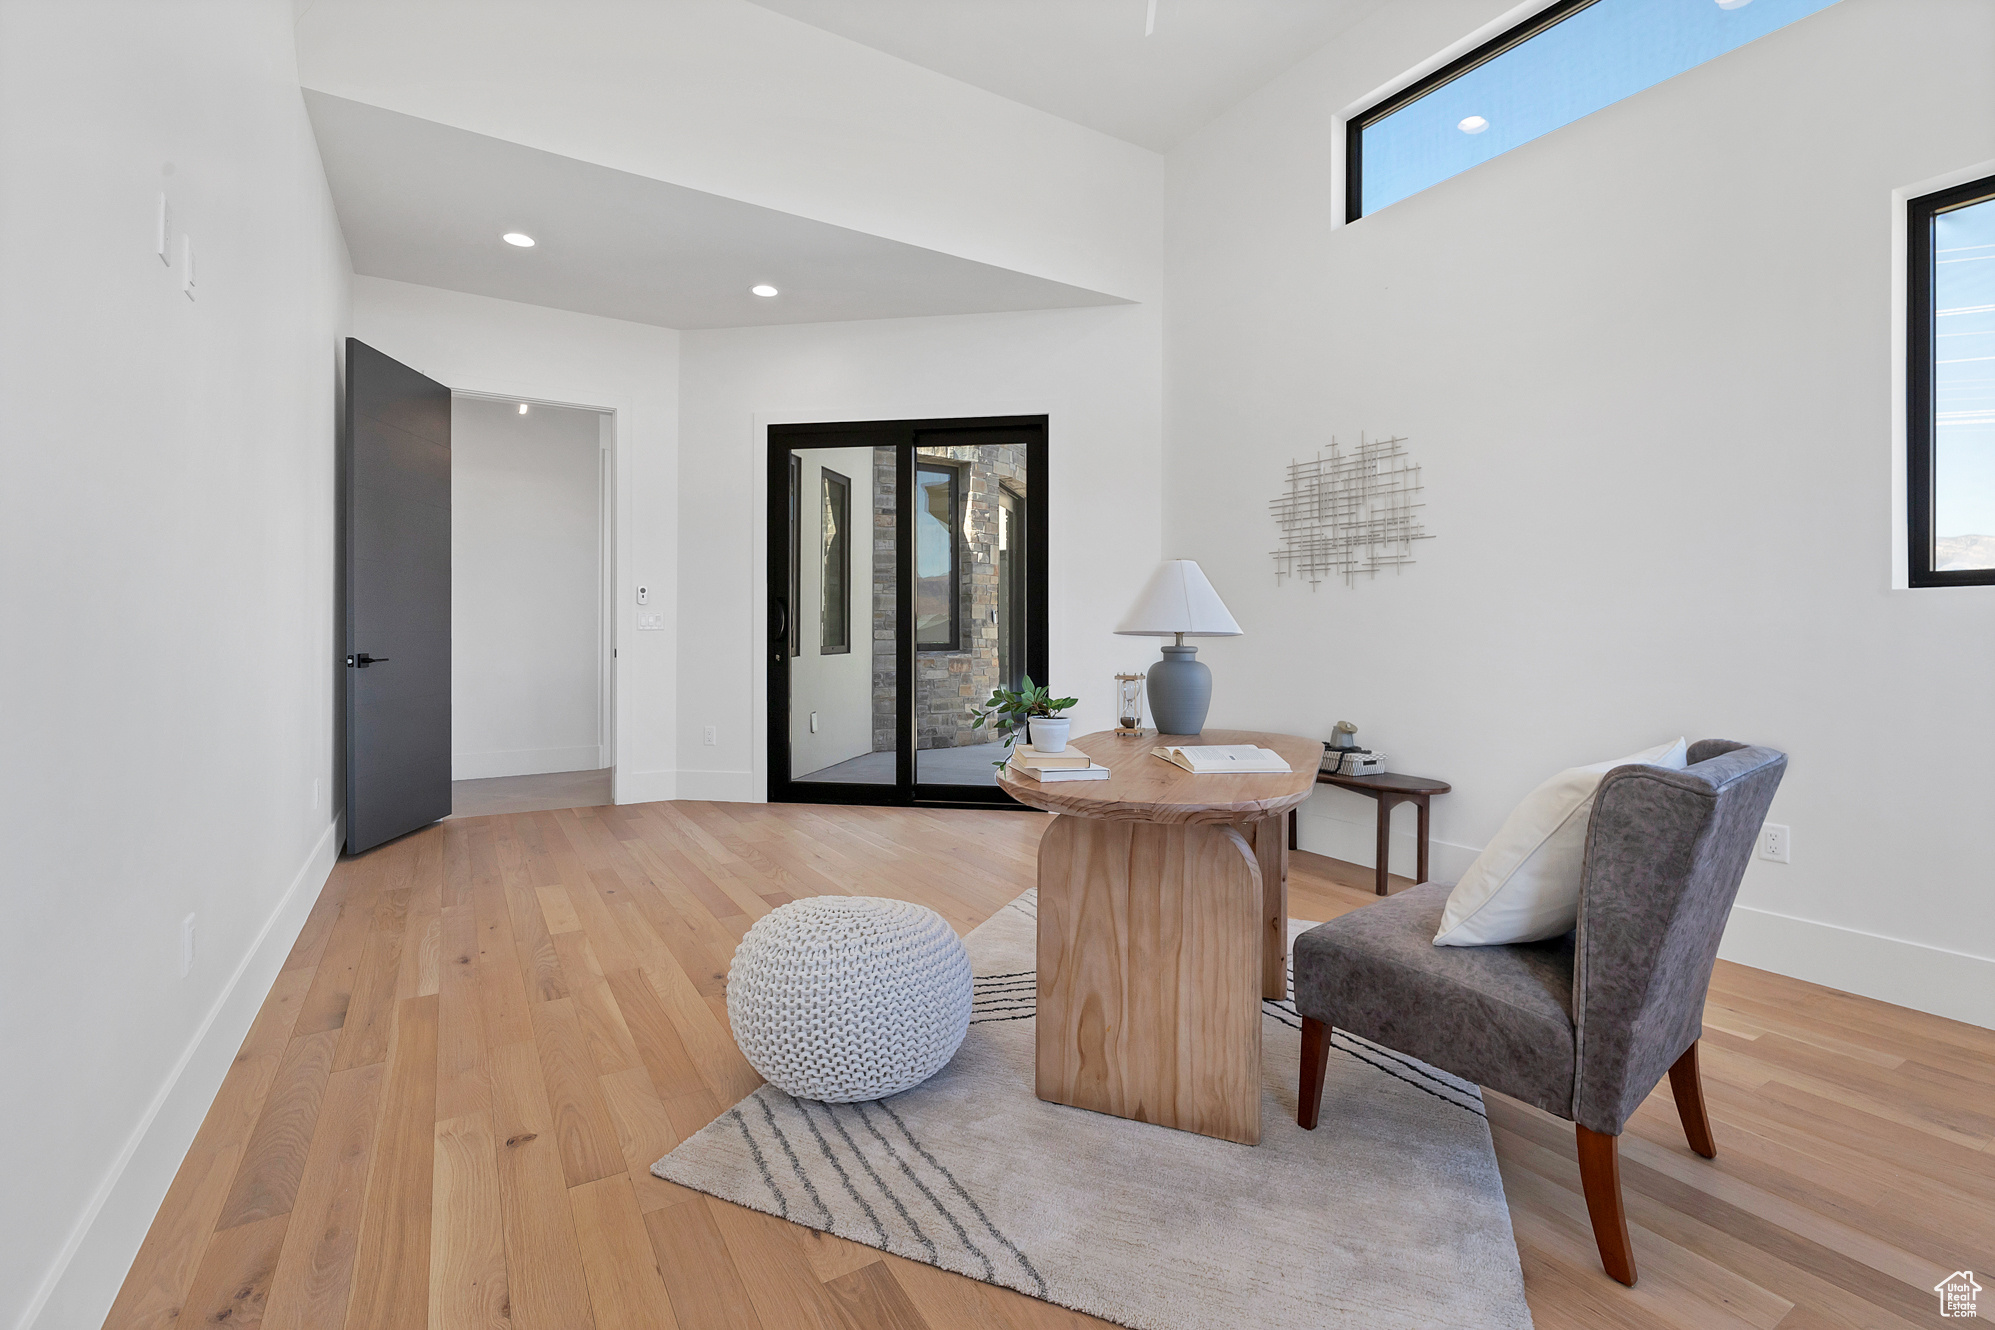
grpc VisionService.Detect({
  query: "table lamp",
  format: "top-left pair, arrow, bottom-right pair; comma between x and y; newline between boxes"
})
1114,560 -> 1242,735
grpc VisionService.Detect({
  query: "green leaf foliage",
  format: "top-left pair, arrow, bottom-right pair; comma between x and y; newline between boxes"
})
967,676 -> 1080,765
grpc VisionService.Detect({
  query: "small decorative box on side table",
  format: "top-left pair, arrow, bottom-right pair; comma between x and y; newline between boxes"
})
1289,770 -> 1452,896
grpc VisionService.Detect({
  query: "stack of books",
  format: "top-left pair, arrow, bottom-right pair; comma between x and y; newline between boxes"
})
1006,745 -> 1111,781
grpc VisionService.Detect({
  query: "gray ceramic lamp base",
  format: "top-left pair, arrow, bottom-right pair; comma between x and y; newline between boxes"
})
1147,644 -> 1212,736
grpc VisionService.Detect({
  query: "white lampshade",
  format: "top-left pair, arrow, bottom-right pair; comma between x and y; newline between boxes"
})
1115,560 -> 1242,638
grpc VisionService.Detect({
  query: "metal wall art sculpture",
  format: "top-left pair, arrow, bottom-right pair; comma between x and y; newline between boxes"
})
1270,434 -> 1431,588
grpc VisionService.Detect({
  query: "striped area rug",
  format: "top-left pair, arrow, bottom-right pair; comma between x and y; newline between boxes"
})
655,892 -> 1532,1330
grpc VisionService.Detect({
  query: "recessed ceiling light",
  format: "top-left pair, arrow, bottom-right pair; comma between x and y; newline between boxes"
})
1458,115 -> 1489,134
751,284 -> 779,298
518,403 -> 529,414
502,232 -> 535,247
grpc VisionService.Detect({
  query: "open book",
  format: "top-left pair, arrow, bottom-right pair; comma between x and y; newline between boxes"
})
1151,744 -> 1292,774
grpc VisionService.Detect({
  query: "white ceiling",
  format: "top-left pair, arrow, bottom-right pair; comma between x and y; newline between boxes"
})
305,92 -> 1125,331
744,0 -> 1386,151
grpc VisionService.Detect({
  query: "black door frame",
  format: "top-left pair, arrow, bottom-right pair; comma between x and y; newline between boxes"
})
766,415 -> 1049,809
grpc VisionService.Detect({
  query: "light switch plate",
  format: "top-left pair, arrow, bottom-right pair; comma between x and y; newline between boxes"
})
180,235 -> 195,299
636,611 -> 664,631
156,194 -> 171,265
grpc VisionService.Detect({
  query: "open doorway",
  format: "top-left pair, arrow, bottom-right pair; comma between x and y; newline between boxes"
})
447,395 -> 616,818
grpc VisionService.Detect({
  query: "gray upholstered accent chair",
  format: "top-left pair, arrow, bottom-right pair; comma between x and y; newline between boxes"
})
1292,740 -> 1786,1286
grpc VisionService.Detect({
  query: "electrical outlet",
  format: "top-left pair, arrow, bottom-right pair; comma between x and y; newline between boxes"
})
180,914 -> 197,977
311,777 -> 320,812
180,235 -> 195,300
703,725 -> 718,747
1758,823 -> 1790,864
810,711 -> 819,734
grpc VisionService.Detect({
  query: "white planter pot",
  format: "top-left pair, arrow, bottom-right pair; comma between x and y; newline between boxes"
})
1028,717 -> 1071,753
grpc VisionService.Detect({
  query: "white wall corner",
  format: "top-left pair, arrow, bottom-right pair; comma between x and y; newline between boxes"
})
1718,905 -> 1995,1031
24,817 -> 344,1330
613,767 -> 679,805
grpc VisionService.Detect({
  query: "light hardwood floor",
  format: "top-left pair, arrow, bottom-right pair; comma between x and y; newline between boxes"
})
104,801 -> 1993,1329
449,768 -> 613,819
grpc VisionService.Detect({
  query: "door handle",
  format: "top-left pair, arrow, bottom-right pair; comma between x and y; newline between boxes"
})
770,600 -> 789,665
346,653 -> 391,668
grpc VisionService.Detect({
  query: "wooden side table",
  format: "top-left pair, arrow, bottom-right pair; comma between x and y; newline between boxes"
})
1288,770 -> 1452,896
997,729 -> 1323,1145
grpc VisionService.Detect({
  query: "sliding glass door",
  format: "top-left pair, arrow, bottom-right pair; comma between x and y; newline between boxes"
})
767,417 -> 1047,807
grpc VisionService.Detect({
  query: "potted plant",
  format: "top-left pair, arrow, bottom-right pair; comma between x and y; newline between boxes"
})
968,676 -> 1080,761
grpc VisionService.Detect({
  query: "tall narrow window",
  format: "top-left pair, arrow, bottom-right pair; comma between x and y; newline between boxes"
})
820,468 -> 851,651
1348,0 -> 1840,221
1909,175 -> 1995,587
914,462 -> 961,650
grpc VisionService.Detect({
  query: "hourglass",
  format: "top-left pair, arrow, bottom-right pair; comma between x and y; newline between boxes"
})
1114,673 -> 1147,737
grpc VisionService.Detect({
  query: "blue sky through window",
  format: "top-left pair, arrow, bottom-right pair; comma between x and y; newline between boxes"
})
1933,194 -> 1995,560
1357,0 -> 1841,217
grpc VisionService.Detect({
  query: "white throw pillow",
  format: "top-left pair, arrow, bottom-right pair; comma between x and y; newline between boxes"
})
1433,738 -> 1688,947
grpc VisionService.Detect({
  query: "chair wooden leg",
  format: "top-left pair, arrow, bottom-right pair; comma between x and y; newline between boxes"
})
1575,1126 -> 1637,1285
1298,1017 -> 1330,1130
1667,1042 -> 1717,1159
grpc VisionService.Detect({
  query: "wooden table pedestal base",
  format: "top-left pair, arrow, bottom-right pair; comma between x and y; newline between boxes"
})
1034,814 -> 1266,1145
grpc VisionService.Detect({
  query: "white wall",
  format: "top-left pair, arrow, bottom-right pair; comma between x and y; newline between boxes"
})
296,0 -> 1162,301
0,2 -> 353,1325
1165,0 -> 1995,1025
678,304 -> 1165,800
350,276 -> 682,802
789,448 -> 875,776
452,397 -> 605,780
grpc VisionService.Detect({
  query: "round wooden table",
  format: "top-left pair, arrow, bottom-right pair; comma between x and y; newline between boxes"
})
997,730 -> 1324,1145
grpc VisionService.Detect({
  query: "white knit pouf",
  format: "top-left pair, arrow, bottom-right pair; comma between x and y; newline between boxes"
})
726,896 -> 974,1103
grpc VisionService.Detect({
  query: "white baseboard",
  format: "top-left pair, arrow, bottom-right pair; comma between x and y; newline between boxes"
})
21,817 -> 343,1330
452,744 -> 603,781
608,769 -> 758,805
1718,904 -> 1995,1030
613,767 -> 678,805
665,769 -> 759,803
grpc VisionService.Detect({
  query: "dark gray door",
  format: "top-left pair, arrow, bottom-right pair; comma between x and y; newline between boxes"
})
343,338 -> 451,852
